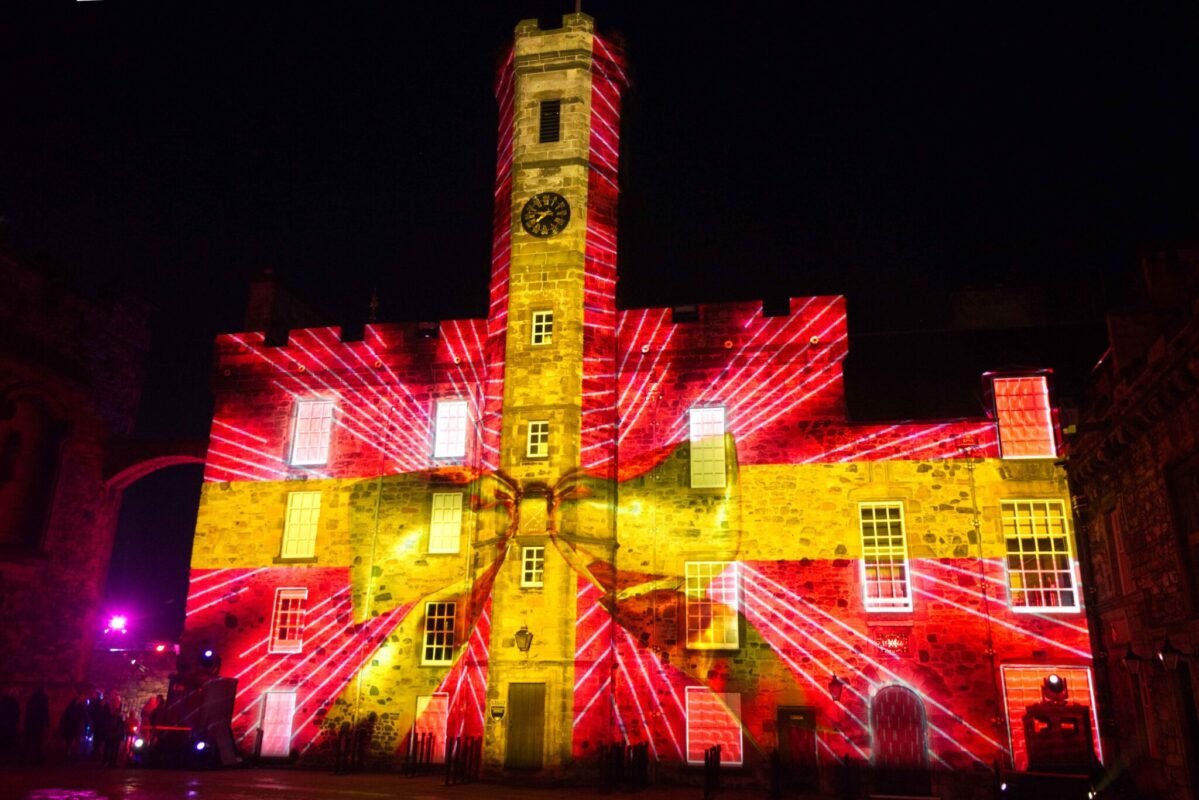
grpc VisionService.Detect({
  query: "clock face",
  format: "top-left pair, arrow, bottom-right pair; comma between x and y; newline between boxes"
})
520,192 -> 571,237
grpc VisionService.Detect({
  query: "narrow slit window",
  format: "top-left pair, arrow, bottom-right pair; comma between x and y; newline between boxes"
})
281,491 -> 321,560
531,310 -> 554,346
290,400 -> 334,466
428,492 -> 463,554
433,399 -> 468,459
539,99 -> 561,143
527,420 -> 549,459
859,502 -> 912,611
689,406 -> 726,488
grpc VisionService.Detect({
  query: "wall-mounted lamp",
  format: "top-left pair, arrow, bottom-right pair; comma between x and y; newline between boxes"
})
828,674 -> 845,703
490,704 -> 505,720
514,624 -> 534,654
1122,644 -> 1146,675
1158,637 -> 1189,670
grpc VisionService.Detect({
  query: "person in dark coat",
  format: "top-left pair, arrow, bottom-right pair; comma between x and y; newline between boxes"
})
89,691 -> 111,764
23,686 -> 50,764
0,691 -> 19,765
58,690 -> 85,760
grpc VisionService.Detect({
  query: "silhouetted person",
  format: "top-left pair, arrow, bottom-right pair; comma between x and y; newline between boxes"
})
89,692 -> 111,764
0,691 -> 19,765
23,686 -> 50,764
58,691 -> 86,760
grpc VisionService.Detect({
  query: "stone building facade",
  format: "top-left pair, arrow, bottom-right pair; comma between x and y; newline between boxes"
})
1068,245 -> 1199,800
182,14 -> 1099,792
0,253 -> 149,720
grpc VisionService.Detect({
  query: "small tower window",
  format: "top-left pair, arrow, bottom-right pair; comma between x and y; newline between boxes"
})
531,310 -> 554,346
539,99 -> 561,143
527,421 -> 550,459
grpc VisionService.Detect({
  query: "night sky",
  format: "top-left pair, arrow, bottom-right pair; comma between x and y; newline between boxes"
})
3,1 -> 1198,638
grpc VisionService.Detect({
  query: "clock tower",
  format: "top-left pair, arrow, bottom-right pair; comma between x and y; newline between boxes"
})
481,13 -> 627,772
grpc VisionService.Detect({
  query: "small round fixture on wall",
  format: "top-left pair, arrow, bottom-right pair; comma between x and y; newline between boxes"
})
223,369 -> 231,377
641,344 -> 650,354
297,365 -> 306,373
374,360 -> 383,368
454,356 -> 461,365
723,340 -> 733,349
809,336 -> 820,345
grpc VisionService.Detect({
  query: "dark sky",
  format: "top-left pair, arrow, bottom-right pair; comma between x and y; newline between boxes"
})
3,1 -> 1198,637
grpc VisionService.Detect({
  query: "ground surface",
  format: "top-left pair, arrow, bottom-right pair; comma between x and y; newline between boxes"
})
0,766 -> 787,800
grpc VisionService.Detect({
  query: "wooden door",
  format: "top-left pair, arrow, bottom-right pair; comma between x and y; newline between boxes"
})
777,706 -> 819,792
871,686 -> 930,796
505,683 -> 546,770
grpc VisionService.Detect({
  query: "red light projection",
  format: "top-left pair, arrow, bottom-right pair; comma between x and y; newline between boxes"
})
184,567 -> 412,755
185,21 -> 1096,782
991,375 -> 1056,459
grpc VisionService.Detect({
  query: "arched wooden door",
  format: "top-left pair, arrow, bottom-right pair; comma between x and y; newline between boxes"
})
870,685 -> 931,796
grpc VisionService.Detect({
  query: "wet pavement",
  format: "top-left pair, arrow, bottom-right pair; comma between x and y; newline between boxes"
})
1,766 -> 784,800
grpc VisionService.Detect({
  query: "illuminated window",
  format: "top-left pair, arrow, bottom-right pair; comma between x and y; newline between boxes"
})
521,546 -> 545,587
259,690 -> 297,758
414,694 -> 449,763
433,399 -> 468,459
280,491 -> 321,559
859,502 -> 912,611
269,588 -> 308,654
422,601 -> 456,665
1000,666 -> 1101,771
685,687 -> 743,766
531,310 -> 554,346
993,376 -> 1056,459
290,400 -> 334,465
527,420 -> 549,459
685,561 -> 739,649
1002,500 -> 1078,611
689,406 -> 726,489
428,493 -> 463,554
539,99 -> 561,143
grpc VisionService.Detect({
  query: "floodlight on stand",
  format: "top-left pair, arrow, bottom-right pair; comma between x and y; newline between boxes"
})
1042,673 -> 1068,703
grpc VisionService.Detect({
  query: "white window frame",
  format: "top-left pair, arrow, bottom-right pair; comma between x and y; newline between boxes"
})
526,420 -> 549,459
259,689 -> 297,758
269,587 -> 308,654
422,601 -> 456,665
1002,499 -> 1080,612
521,546 -> 545,587
290,400 -> 334,466
684,561 -> 740,650
433,399 -> 468,459
414,693 -> 449,763
531,310 -> 554,346
428,492 -> 463,554
685,687 -> 743,766
689,406 -> 726,488
280,491 -> 321,560
859,502 -> 913,612
993,376 -> 1057,459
